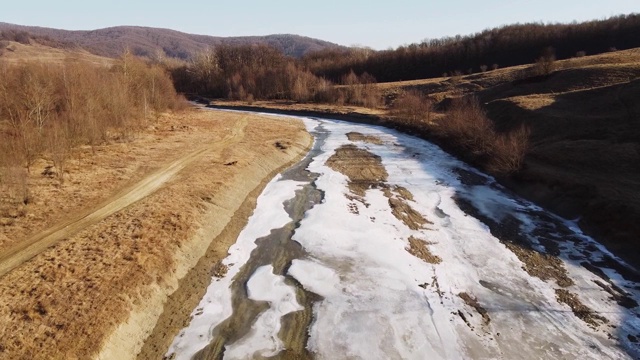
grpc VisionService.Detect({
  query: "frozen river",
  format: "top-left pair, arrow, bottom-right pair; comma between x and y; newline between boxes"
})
166,114 -> 640,359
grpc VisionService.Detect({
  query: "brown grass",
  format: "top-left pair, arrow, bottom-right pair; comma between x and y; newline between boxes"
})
555,289 -> 608,328
325,144 -> 388,197
0,41 -> 114,66
0,109 -> 311,359
346,131 -> 383,145
406,236 -> 441,264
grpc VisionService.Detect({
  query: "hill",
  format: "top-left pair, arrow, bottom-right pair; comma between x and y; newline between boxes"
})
0,22 -> 342,59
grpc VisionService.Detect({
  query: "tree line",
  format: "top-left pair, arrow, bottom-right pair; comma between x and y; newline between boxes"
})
303,14 -> 640,82
171,44 -> 381,106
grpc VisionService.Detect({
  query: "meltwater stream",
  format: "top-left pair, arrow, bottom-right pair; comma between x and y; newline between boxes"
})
167,115 -> 640,360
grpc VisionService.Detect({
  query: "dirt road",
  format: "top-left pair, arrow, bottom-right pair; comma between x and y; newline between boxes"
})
0,117 -> 247,278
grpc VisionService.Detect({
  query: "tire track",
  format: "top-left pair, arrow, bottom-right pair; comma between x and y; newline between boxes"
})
0,117 -> 248,278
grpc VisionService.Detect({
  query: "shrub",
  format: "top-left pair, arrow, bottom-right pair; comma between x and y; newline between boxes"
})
391,90 -> 434,124
533,47 -> 556,76
440,96 -> 494,154
437,96 -> 529,174
489,125 -> 530,174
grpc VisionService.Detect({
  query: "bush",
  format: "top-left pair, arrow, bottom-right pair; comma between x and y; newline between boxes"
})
533,47 -> 556,76
437,96 -> 529,174
391,90 -> 434,124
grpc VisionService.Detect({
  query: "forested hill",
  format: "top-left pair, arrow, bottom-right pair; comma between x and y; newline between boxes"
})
0,22 -> 343,59
303,14 -> 640,82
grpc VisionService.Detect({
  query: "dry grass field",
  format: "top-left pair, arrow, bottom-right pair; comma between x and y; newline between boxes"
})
0,108 -> 312,359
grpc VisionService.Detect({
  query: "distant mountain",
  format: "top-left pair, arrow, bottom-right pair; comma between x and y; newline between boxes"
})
0,22 -> 344,59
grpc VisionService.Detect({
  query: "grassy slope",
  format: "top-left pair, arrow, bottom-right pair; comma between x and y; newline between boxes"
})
0,40 -> 114,66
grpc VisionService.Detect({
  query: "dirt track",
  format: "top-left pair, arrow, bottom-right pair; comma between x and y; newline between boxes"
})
0,117 -> 248,278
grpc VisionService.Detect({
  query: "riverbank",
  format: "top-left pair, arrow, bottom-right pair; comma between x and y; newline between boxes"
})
0,109 -> 312,359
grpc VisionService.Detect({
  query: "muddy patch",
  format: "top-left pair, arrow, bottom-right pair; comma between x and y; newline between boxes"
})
555,289 -> 609,328
346,131 -> 383,145
406,236 -> 441,264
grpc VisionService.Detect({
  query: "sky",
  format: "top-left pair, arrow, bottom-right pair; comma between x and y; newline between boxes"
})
2,1 -> 639,50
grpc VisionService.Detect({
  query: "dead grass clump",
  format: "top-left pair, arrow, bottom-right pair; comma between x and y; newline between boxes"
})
555,289 -> 608,328
211,261 -> 229,278
458,292 -> 490,324
381,186 -> 429,230
392,186 -> 414,202
388,198 -> 430,230
504,242 -> 574,288
407,236 -> 441,264
346,131 -> 383,145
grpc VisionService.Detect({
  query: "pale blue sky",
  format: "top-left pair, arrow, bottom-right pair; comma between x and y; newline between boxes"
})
2,1 -> 639,49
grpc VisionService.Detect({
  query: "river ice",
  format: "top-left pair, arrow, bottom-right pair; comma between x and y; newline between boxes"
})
166,113 -> 640,359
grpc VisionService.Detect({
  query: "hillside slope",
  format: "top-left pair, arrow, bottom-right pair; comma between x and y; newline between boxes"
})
0,23 -> 342,59
0,40 -> 113,65
376,49 -> 640,268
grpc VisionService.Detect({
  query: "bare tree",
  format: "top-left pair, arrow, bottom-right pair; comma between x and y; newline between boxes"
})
47,121 -> 71,185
